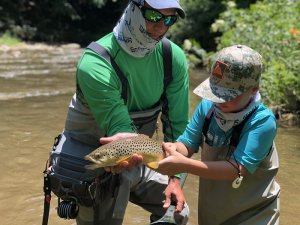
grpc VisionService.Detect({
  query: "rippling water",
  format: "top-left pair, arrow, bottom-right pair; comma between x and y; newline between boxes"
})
0,44 -> 80,101
0,44 -> 299,225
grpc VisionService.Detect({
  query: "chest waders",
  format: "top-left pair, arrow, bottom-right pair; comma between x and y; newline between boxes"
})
42,39 -> 173,225
200,106 -> 279,225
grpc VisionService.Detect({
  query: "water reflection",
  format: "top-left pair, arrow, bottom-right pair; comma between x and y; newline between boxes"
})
0,45 -> 299,225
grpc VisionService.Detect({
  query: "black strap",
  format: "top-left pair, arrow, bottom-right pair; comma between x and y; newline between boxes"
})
202,106 -> 215,141
42,134 -> 62,225
229,108 -> 258,147
160,38 -> 175,141
42,163 -> 51,225
86,42 -> 129,103
161,38 -> 172,93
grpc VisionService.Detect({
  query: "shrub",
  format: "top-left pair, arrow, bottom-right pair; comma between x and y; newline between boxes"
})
0,32 -> 21,45
212,0 -> 300,110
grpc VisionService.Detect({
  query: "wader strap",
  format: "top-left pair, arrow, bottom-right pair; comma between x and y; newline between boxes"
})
229,107 -> 258,147
93,174 -> 120,224
202,106 -> 258,148
42,134 -> 62,225
86,42 -> 129,103
162,38 -> 172,93
161,38 -> 175,141
202,106 -> 215,141
42,163 -> 51,225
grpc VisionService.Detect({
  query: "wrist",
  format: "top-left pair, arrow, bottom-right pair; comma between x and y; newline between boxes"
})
169,173 -> 182,182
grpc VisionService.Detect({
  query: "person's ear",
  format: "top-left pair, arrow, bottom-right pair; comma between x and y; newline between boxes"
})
251,85 -> 259,94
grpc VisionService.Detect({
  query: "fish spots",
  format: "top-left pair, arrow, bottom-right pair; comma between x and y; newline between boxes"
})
85,134 -> 164,169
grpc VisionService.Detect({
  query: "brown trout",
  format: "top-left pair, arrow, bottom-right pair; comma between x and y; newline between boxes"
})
85,134 -> 165,170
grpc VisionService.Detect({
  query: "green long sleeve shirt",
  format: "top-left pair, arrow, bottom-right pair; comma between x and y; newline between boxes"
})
74,32 -> 189,141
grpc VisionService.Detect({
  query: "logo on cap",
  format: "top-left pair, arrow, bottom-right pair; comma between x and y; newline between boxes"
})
212,60 -> 228,81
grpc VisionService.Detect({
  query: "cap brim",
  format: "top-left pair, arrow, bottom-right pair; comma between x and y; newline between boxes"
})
193,78 -> 242,103
146,0 -> 185,18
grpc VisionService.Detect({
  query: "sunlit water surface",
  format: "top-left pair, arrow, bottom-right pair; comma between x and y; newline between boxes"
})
0,45 -> 299,225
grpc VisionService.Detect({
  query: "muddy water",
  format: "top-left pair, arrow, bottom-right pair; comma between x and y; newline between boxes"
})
0,45 -> 299,225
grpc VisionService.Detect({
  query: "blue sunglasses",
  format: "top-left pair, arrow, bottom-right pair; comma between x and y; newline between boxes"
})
133,2 -> 178,27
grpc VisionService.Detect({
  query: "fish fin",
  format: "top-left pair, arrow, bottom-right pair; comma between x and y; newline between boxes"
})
146,161 -> 159,169
85,164 -> 101,170
116,156 -> 131,164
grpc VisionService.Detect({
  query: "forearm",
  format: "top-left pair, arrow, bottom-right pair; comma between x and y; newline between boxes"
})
183,159 -> 244,180
160,142 -> 245,180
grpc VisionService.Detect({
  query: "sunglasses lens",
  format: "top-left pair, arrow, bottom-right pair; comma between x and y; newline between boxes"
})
144,9 -> 163,22
142,7 -> 178,27
164,16 -> 177,27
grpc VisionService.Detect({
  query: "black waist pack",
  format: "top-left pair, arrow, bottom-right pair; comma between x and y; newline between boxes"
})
46,134 -> 110,207
48,153 -> 96,207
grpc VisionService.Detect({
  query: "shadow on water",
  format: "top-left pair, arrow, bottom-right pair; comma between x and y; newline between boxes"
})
0,45 -> 299,225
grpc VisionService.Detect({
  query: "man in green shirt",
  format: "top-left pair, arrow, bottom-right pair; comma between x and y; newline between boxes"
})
49,0 -> 190,224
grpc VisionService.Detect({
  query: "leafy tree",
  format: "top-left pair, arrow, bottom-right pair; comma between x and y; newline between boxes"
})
0,0 -> 126,45
211,0 -> 300,109
170,0 -> 225,51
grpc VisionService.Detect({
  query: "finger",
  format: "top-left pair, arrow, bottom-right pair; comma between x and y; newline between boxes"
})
118,160 -> 129,167
163,191 -> 172,209
175,199 -> 185,212
100,133 -> 138,145
119,133 -> 138,138
162,142 -> 176,154
132,154 -> 143,164
99,137 -> 114,145
111,166 -> 120,174
104,167 -> 111,172
127,154 -> 143,169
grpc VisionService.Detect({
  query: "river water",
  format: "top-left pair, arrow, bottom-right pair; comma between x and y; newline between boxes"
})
0,44 -> 299,225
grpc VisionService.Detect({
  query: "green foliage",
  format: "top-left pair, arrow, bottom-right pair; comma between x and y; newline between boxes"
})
212,0 -> 300,109
170,0 -> 225,51
0,0 -> 126,45
0,32 -> 21,45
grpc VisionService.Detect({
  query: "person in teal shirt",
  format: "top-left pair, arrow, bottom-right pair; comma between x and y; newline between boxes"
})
157,44 -> 280,225
48,0 -> 190,225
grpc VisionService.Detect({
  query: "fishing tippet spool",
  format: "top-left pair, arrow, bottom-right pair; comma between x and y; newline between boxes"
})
57,198 -> 79,219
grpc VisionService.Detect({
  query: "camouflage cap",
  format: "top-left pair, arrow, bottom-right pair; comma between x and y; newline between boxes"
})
193,44 -> 262,103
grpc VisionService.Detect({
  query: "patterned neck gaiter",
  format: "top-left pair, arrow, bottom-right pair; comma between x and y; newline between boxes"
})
113,1 -> 161,58
214,92 -> 261,132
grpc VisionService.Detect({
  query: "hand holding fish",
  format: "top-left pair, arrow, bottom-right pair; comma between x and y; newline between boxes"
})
99,133 -> 143,173
85,134 -> 165,172
100,133 -> 139,144
156,142 -> 189,176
